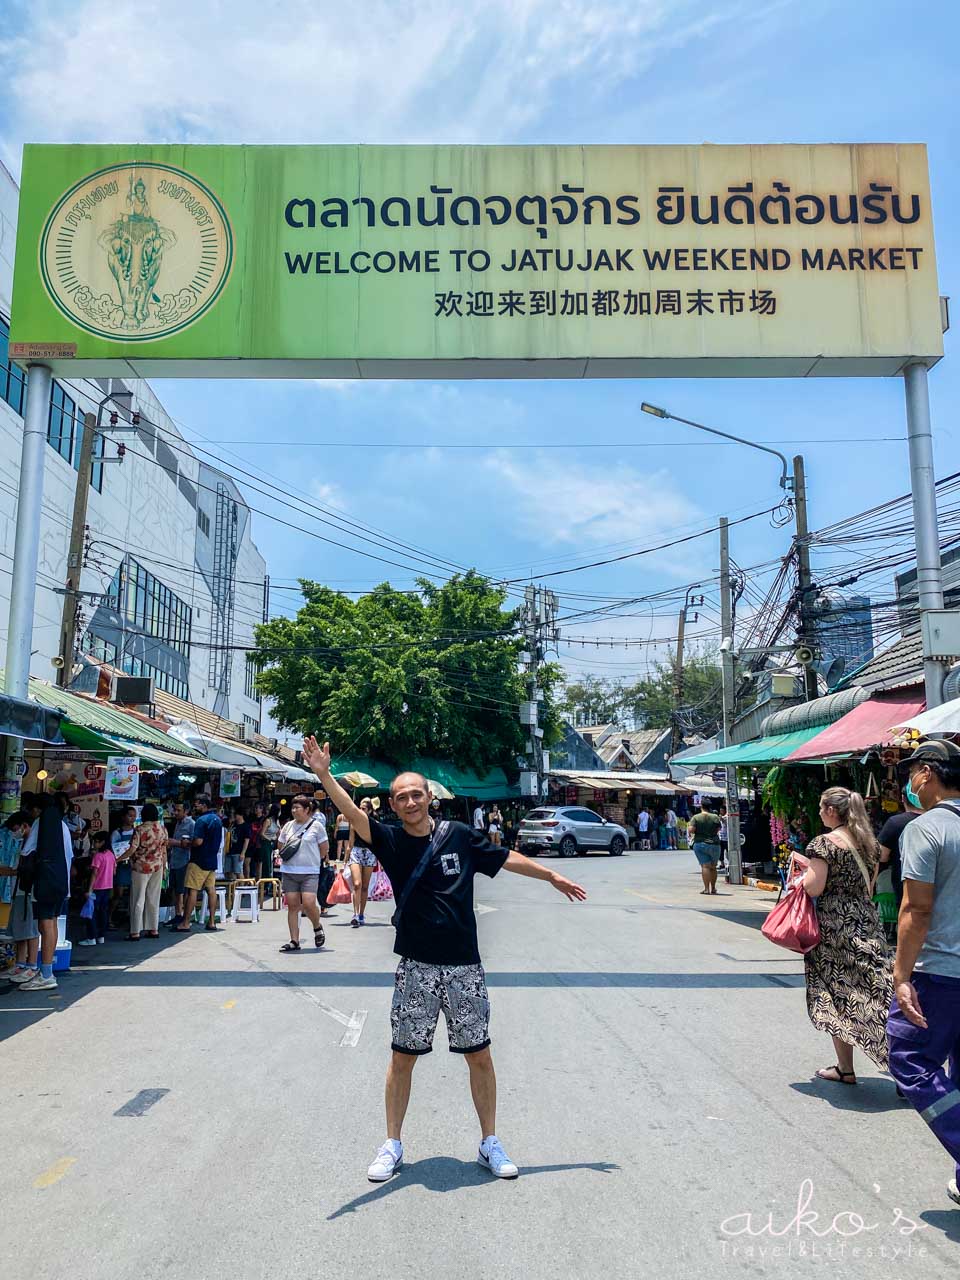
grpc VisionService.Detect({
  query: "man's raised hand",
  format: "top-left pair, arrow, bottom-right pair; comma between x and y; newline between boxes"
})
303,735 -> 331,778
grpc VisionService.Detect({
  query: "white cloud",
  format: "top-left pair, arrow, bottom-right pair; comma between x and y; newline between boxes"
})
309,478 -> 346,510
484,450 -> 702,558
0,1 -> 742,163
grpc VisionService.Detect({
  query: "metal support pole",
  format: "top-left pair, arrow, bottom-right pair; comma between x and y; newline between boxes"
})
58,411 -> 97,687
903,362 -> 945,708
720,517 -> 742,885
792,455 -> 818,703
2,363 -> 52,814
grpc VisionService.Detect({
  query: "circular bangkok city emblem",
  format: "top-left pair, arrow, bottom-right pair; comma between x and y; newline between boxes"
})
40,163 -> 233,341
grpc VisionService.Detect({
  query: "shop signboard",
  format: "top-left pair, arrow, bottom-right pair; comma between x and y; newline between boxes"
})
104,756 -> 139,801
9,143 -> 941,380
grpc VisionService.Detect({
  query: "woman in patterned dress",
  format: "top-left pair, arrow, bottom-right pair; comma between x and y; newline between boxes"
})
794,786 -> 893,1084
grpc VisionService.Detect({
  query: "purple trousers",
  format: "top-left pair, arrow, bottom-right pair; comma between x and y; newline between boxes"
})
887,969 -> 960,1181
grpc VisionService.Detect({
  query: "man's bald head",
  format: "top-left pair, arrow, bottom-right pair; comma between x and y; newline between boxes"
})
390,771 -> 430,798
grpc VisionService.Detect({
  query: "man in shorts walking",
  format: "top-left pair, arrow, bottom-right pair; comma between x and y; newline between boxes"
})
304,736 -> 586,1183
176,797 -> 222,932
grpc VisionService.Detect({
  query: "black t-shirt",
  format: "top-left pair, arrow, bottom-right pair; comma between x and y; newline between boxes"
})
232,823 -> 253,851
878,811 -> 919,904
368,818 -> 509,966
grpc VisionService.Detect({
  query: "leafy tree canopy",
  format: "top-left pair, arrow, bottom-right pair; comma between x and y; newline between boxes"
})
625,650 -> 723,735
251,571 -> 563,772
557,675 -> 629,727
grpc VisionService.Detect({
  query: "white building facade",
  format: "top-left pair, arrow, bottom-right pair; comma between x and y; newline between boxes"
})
0,160 -> 268,731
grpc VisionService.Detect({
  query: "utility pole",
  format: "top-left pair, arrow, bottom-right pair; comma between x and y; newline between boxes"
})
903,363 -> 946,708
719,517 -> 742,885
520,586 -> 559,804
58,412 -> 97,687
671,587 -> 703,758
2,363 -> 53,816
792,455 -> 818,703
56,390 -> 134,687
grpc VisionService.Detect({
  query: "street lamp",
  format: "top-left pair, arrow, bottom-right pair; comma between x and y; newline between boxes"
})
640,402 -> 793,492
640,400 -> 816,699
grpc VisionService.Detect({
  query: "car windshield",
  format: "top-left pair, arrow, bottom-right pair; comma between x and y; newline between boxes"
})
524,810 -> 556,821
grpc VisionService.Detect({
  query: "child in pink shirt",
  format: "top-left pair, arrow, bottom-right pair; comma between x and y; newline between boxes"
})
81,831 -> 116,946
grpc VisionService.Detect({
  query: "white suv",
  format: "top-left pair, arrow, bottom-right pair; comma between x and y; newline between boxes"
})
517,806 -> 629,858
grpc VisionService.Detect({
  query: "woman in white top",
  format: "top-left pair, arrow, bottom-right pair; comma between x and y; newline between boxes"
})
276,794 -> 329,953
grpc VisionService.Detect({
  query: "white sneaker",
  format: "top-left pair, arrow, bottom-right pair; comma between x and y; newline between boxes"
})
7,967 -> 37,984
97,937 -> 106,944
20,973 -> 58,992
78,939 -> 97,946
478,1135 -> 519,1179
948,1178 -> 960,1207
367,1140 -> 403,1182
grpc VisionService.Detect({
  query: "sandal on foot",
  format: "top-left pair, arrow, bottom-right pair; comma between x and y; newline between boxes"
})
280,940 -> 301,952
314,924 -> 326,949
125,934 -> 141,941
816,1065 -> 857,1085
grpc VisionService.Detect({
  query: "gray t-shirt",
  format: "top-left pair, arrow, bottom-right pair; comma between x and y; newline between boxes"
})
900,801 -> 960,978
170,817 -> 195,870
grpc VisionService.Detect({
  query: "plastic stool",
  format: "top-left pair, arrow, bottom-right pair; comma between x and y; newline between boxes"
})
197,887 -> 228,926
231,885 -> 260,923
225,878 -> 256,912
258,878 -> 282,910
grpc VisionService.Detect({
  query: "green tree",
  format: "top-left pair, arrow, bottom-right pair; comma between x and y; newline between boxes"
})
251,571 -> 562,772
625,650 -> 723,734
557,675 -> 628,727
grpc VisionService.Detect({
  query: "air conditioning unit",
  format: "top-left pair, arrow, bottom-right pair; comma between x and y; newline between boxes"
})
235,723 -> 249,742
269,738 -> 279,752
113,676 -> 154,706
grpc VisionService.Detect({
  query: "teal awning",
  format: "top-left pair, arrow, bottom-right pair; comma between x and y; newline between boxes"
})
677,727 -> 825,767
327,753 -> 517,799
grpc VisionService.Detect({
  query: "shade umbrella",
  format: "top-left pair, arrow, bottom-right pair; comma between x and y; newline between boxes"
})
427,778 -> 455,800
336,769 -> 380,789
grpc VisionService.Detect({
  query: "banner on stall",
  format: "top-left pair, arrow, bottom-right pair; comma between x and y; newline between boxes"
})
9,143 -> 942,379
104,756 -> 139,802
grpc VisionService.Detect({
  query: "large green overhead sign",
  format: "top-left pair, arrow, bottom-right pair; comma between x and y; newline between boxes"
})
10,143 -> 942,378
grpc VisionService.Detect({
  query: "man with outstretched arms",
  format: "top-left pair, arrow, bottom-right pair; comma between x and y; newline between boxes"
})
303,736 -> 586,1183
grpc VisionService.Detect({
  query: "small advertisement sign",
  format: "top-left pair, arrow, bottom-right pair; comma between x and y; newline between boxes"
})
220,769 -> 241,799
104,756 -> 139,801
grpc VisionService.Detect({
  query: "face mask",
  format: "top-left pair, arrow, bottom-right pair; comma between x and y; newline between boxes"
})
905,779 -> 922,809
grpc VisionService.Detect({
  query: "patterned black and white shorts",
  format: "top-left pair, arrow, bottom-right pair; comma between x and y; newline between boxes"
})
390,957 -> 491,1055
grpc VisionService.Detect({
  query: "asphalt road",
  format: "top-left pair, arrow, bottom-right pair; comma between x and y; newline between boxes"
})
1,850 -> 957,1278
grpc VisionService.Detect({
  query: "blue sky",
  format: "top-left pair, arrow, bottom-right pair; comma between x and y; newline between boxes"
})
1,0 -> 957,682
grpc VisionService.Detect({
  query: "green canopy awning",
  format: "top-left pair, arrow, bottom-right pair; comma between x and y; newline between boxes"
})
328,756 -> 396,788
677,727 -> 824,767
411,758 -> 516,801
328,754 -> 518,799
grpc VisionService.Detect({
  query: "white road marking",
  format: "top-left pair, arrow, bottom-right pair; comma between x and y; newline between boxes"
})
475,904 -> 497,915
222,940 -> 367,1046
